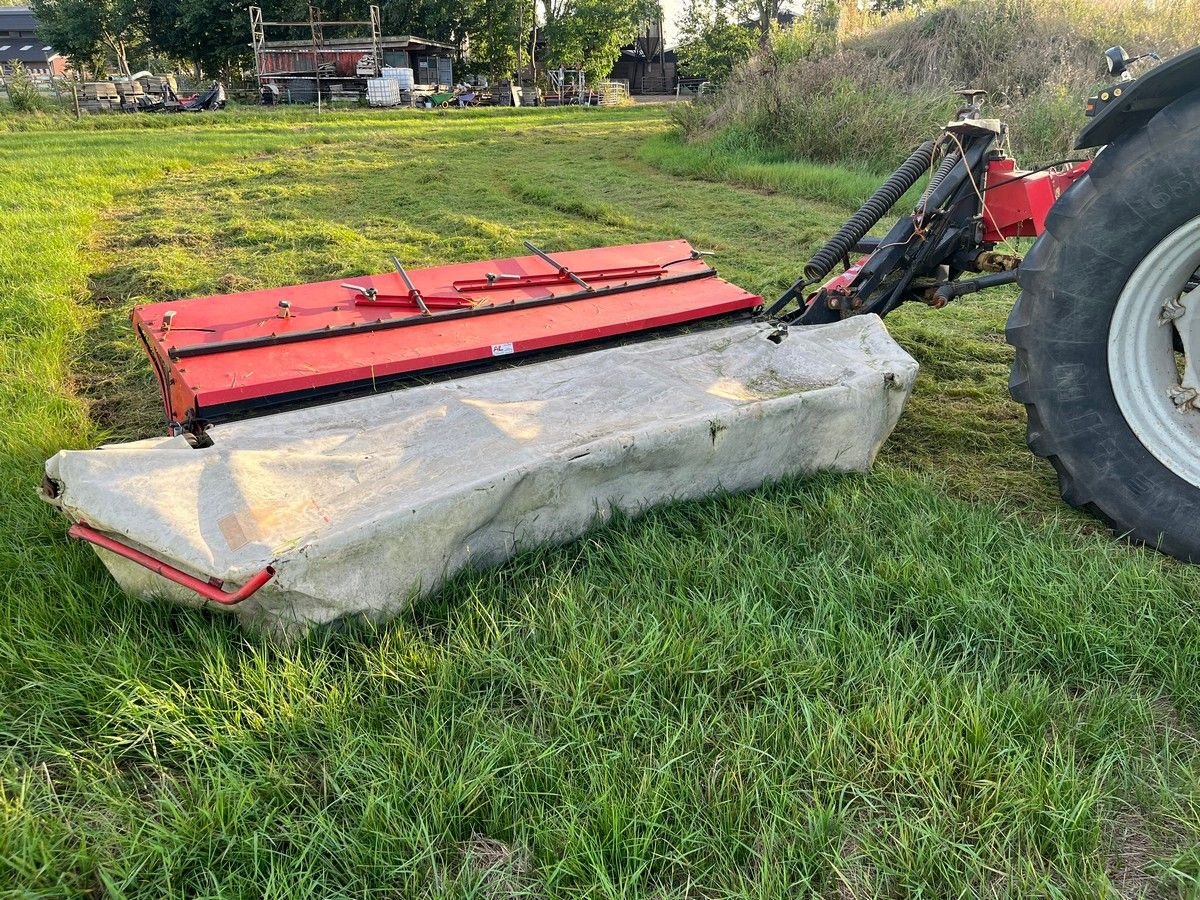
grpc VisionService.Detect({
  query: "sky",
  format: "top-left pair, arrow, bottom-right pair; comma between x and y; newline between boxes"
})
661,0 -> 684,46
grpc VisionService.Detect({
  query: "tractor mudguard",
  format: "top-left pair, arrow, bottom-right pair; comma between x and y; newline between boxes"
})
1075,45 -> 1200,149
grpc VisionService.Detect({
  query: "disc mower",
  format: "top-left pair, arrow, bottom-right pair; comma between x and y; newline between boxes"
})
42,43 -> 1200,632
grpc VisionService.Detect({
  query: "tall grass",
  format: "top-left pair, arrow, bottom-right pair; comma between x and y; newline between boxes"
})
678,0 -> 1200,171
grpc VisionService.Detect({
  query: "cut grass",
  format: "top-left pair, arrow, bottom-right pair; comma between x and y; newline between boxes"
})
2,105 -> 1200,896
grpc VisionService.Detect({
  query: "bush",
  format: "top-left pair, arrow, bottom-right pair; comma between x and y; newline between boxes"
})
676,0 -> 1200,171
4,60 -> 43,113
681,49 -> 955,171
675,1 -> 759,85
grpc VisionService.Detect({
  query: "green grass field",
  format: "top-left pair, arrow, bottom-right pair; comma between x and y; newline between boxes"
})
2,105 -> 1200,897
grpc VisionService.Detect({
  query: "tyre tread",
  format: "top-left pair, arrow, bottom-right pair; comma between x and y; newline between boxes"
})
1007,89 -> 1200,561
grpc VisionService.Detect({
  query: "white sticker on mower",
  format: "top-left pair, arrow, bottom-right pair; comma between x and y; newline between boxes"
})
491,342 -> 515,356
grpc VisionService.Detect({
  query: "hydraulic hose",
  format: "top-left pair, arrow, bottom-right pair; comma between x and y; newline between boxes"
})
915,148 -> 960,221
802,140 -> 937,282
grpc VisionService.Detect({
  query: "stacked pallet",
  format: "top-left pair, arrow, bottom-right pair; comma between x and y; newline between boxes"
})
114,80 -> 144,109
140,74 -> 178,98
80,82 -> 120,113
496,82 -> 523,107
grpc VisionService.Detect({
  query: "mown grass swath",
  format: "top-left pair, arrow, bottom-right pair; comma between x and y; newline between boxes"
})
1,105 -> 1199,895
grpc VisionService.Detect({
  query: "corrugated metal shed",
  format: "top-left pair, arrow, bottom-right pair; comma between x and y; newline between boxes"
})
257,49 -> 372,78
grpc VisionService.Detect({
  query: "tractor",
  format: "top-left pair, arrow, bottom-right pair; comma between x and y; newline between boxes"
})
768,44 -> 1200,561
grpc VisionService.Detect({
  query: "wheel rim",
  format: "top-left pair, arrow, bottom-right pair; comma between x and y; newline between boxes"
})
1108,214 -> 1200,487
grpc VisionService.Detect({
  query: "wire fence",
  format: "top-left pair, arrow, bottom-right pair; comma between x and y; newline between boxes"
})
0,71 -> 74,110
0,71 -> 212,115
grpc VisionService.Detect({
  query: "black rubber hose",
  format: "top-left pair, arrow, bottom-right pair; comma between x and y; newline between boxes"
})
802,140 -> 936,282
915,148 -> 960,220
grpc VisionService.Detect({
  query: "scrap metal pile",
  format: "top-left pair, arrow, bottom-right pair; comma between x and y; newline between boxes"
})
79,76 -> 226,114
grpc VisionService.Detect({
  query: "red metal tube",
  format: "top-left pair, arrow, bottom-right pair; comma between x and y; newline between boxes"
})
451,264 -> 667,292
68,522 -> 276,606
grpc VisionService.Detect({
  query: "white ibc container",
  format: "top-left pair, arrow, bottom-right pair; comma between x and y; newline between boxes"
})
380,67 -> 414,89
366,77 -> 402,107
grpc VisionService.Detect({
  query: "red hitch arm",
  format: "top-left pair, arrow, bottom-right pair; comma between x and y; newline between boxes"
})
68,522 -> 276,606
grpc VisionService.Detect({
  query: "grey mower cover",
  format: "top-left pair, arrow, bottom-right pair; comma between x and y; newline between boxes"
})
43,316 -> 918,637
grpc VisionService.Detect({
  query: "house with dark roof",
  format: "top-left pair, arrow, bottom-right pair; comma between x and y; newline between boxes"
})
0,6 -> 68,77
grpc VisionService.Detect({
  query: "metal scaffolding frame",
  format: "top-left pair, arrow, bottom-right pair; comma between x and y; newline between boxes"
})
249,4 -> 382,106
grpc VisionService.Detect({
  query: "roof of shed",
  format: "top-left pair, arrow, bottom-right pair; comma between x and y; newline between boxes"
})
0,43 -> 59,65
262,34 -> 455,52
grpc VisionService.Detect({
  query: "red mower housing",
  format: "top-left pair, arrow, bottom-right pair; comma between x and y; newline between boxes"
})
982,157 -> 1092,242
132,240 -> 763,432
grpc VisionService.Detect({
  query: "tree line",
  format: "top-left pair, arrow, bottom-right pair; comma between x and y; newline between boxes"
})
29,0 -> 662,84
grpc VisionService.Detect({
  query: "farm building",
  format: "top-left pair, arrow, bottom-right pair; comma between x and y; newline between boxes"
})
0,6 -> 67,77
250,5 -> 454,103
255,35 -> 454,82
608,47 -> 675,94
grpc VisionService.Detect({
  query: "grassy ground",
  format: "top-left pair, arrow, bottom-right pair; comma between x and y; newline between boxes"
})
2,105 -> 1200,897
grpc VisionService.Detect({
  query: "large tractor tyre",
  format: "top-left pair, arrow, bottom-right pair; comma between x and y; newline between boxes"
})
1007,89 -> 1200,560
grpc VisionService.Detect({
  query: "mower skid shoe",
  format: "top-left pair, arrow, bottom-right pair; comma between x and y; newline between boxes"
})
44,317 -> 917,640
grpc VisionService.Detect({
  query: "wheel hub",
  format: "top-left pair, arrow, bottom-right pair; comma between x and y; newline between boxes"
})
1108,215 -> 1200,488
1163,281 -> 1200,410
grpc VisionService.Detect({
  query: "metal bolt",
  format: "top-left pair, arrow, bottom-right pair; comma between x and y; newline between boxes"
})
1169,384 -> 1199,410
1159,296 -> 1186,325
277,299 -> 292,319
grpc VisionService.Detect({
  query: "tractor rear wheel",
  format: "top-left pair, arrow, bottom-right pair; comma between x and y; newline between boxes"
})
1007,89 -> 1200,560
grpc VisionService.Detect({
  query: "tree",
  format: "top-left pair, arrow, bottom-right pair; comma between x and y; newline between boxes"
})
462,0 -> 525,82
30,0 -> 142,77
743,0 -> 780,43
541,0 -> 656,84
380,0 -> 466,45
141,0 -> 257,78
674,0 -> 755,83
